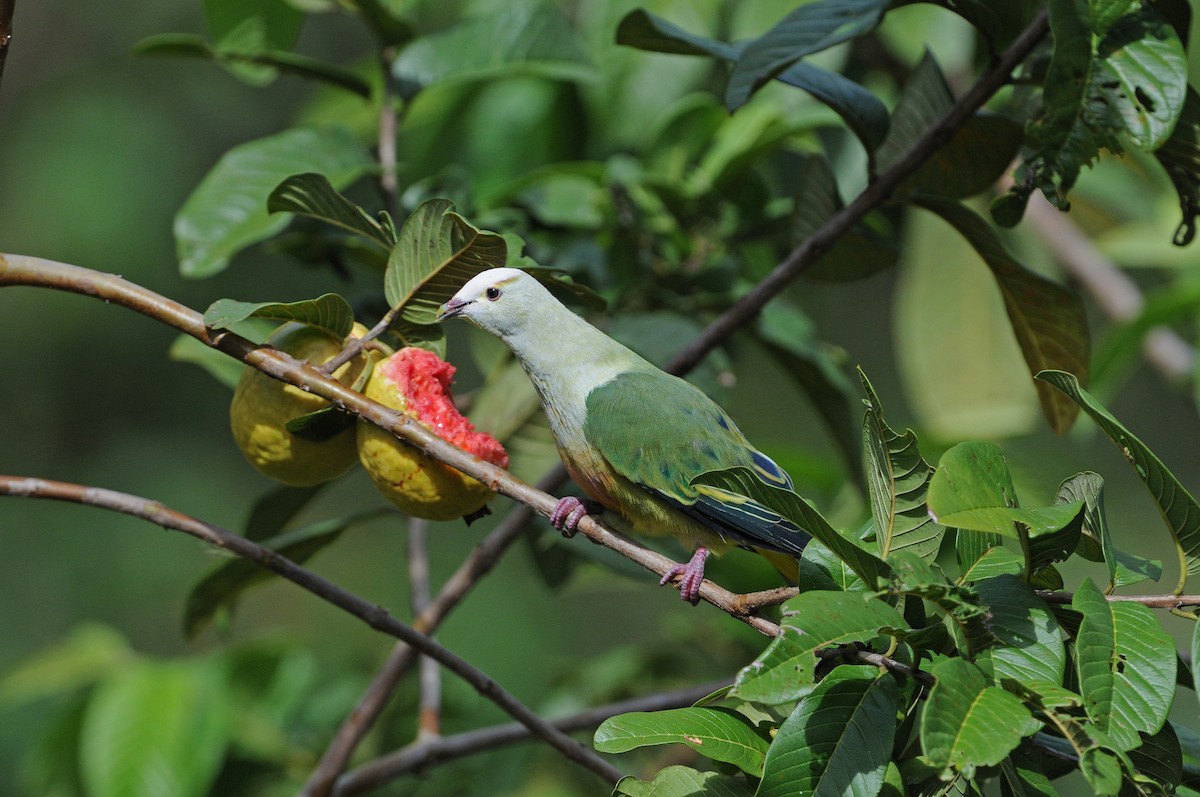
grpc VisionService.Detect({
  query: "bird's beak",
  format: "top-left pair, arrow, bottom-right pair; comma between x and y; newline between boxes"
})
437,297 -> 469,322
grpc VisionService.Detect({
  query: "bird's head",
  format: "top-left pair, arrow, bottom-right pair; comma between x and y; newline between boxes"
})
437,268 -> 550,338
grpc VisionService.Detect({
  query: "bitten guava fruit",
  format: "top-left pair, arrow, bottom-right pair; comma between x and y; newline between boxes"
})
358,348 -> 508,521
230,322 -> 374,486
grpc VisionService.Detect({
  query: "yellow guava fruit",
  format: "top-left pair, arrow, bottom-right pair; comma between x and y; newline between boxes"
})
230,322 -> 374,486
358,348 -> 509,521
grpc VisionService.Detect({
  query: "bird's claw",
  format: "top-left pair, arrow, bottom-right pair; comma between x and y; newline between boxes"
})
550,496 -> 597,538
659,547 -> 710,605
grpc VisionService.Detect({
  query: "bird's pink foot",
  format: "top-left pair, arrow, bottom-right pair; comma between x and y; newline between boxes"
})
550,496 -> 598,537
659,547 -> 710,605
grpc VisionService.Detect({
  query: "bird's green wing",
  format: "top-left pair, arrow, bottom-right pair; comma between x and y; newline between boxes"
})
583,371 -> 809,556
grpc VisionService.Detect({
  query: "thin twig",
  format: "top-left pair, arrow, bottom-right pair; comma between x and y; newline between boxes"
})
295,472 -> 568,797
332,679 -> 731,796
0,253 -> 778,637
1035,590 -> 1200,608
407,518 -> 441,741
666,10 -> 1051,375
0,474 -> 624,785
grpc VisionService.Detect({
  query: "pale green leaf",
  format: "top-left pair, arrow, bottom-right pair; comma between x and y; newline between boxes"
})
920,658 -> 1040,778
731,591 -> 906,703
594,708 -> 768,776
614,765 -> 754,797
758,667 -> 900,797
0,625 -> 133,707
175,126 -> 373,278
959,546 -> 1023,583
168,335 -> 244,390
1038,370 -> 1200,594
800,538 -> 866,592
1073,578 -> 1177,751
202,293 -> 354,338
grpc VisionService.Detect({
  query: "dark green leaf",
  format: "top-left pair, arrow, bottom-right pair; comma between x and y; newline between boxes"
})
920,657 -> 1040,778
203,293 -> 354,338
1129,723 -> 1183,790
175,126 -> 374,278
758,667 -> 900,797
731,591 -> 906,703
799,538 -> 866,592
960,545 -> 1024,582
79,660 -> 230,797
520,264 -> 607,311
692,468 -> 892,588
384,198 -> 508,324
594,708 -> 768,776
725,0 -> 888,110
203,0 -> 303,51
613,765 -> 754,797
283,404 -> 356,441
756,303 -> 861,478
1073,578 -> 1177,751
889,551 -> 995,658
241,484 -> 323,542
168,335 -> 245,390
391,1 -> 590,99
268,173 -> 394,248
353,0 -> 414,46
860,369 -> 944,563
1000,743 -> 1062,797
1194,621 -> 1199,709
1038,370 -> 1200,594
1055,471 -> 1162,589
1154,86 -> 1200,246
928,442 -> 1083,539
974,575 -> 1065,685
914,196 -> 1090,433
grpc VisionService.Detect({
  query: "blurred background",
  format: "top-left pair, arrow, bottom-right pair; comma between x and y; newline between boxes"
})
1,1 -> 1199,794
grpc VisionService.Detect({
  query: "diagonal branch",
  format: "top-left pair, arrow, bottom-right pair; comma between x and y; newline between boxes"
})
0,474 -> 624,785
0,254 -> 779,636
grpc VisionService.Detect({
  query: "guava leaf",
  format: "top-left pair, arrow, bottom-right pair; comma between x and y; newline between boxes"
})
1154,86 -> 1200,246
1055,471 -> 1162,590
0,625 -> 133,708
730,591 -> 906,703
920,657 -> 1040,778
613,765 -> 754,797
168,335 -> 245,390
914,196 -> 1090,433
175,126 -> 374,278
203,293 -> 354,339
241,484 -> 324,542
1073,578 -> 1177,751
1038,370 -> 1200,596
692,468 -> 892,589
268,173 -> 395,248
594,708 -> 768,776
724,0 -> 888,110
974,575 -> 1065,685
615,9 -> 889,154
384,198 -> 508,325
860,369 -> 944,563
758,667 -> 900,797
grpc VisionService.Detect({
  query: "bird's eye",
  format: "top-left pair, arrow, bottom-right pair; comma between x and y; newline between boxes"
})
485,287 -> 501,301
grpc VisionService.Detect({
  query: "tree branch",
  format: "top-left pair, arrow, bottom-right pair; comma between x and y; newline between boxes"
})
666,10 -> 1051,375
0,474 -> 624,785
1035,590 -> 1200,608
0,254 -> 779,637
407,518 -> 441,741
332,679 -> 731,796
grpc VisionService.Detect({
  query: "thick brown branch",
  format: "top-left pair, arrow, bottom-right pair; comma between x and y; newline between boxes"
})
0,474 -> 623,784
666,10 -> 1051,375
0,254 -> 779,637
332,679 -> 731,796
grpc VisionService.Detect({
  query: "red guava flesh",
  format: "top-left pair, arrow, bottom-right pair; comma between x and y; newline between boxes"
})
381,348 -> 509,469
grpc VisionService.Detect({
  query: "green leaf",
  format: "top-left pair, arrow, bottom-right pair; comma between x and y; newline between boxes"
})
175,126 -> 374,278
1072,578 -> 1177,751
1129,722 -> 1183,791
959,545 -> 1024,582
168,335 -> 244,390
203,0 -> 302,51
1194,621 -> 1199,709
756,302 -> 861,478
792,154 -> 899,281
1000,744 -> 1062,797
877,52 -> 1022,197
613,765 -> 754,797
1054,471 -> 1162,590
928,442 -> 1084,539
241,484 -> 323,542
0,624 -> 133,707
391,1 -> 590,100
384,198 -> 508,326
614,11 -> 889,154
692,468 -> 892,589
1154,86 -> 1200,246
267,173 -> 394,248
724,0 -> 888,110
913,196 -> 1090,433
183,511 -> 384,639
860,369 -> 945,563
920,657 -> 1040,778
889,551 -> 995,658
202,293 -> 354,338
974,575 -> 1065,685
79,660 -> 230,797
731,591 -> 906,703
1038,370 -> 1200,594
800,538 -> 866,592
594,708 -> 768,776
758,667 -> 900,797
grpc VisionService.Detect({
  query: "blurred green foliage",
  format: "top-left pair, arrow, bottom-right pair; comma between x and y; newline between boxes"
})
2,0 -> 1200,795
